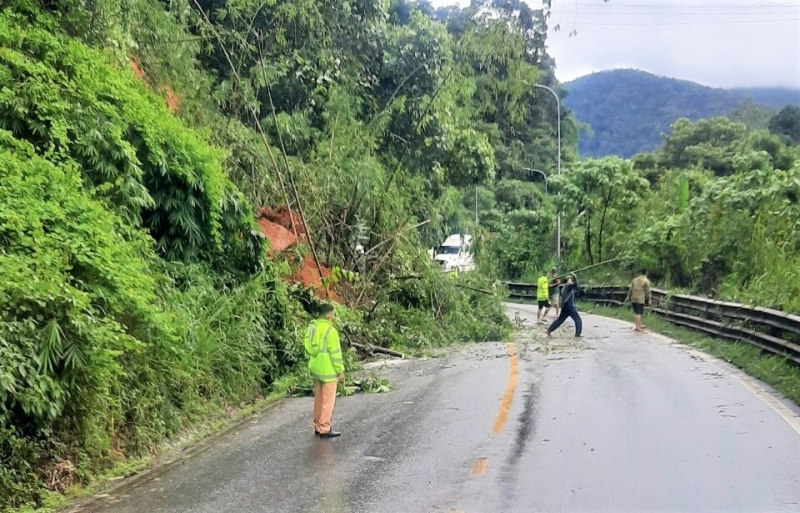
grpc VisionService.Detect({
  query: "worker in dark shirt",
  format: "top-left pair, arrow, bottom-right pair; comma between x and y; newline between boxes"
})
546,273 -> 583,338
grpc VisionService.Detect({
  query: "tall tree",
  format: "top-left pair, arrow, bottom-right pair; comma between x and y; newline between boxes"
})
660,117 -> 748,175
554,157 -> 649,264
435,0 -> 579,183
769,105 -> 800,145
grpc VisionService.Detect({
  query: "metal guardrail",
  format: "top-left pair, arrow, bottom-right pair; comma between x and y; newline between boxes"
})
506,282 -> 800,365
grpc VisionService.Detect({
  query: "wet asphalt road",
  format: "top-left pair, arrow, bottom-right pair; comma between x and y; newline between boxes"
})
88,304 -> 800,513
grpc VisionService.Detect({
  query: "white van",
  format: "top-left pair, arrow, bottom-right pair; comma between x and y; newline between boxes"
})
434,234 -> 475,273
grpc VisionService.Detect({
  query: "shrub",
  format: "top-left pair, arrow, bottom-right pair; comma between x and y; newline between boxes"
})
0,9 -> 264,276
0,132 -> 170,507
0,132 -> 299,509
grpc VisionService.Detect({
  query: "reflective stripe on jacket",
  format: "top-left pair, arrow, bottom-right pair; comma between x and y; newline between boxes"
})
537,275 -> 549,300
306,319 -> 344,382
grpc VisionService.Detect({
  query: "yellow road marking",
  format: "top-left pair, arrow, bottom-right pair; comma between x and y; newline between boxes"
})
492,343 -> 519,433
466,344 -> 519,483
470,457 -> 489,475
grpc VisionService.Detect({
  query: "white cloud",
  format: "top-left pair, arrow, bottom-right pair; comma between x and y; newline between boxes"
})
429,0 -> 800,88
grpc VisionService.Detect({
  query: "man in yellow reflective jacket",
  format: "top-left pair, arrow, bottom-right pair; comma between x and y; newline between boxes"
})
536,270 -> 552,324
305,303 -> 344,438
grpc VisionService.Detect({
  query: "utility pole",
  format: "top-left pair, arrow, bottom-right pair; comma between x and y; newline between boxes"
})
532,84 -> 561,261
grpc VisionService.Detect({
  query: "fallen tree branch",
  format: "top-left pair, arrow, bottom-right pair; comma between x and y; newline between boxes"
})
258,45 -> 326,289
391,274 -> 422,280
455,284 -> 496,295
355,219 -> 430,305
350,341 -> 405,359
363,218 -> 430,257
386,276 -> 494,295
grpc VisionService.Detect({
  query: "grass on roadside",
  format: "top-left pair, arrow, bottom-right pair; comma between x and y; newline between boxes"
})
9,338 -> 460,513
582,303 -> 800,407
9,385 -> 292,513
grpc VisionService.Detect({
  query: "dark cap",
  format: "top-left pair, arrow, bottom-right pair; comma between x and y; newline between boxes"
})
317,302 -> 335,318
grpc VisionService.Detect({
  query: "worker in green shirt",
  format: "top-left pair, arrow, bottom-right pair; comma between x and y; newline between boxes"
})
304,303 -> 345,438
536,270 -> 552,324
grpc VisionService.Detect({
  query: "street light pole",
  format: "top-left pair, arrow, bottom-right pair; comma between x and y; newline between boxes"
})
532,84 -> 561,261
523,167 -> 548,195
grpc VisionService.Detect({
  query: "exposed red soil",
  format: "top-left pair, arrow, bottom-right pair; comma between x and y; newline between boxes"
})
258,206 -> 305,238
129,58 -> 180,112
257,218 -> 296,256
256,207 -> 341,303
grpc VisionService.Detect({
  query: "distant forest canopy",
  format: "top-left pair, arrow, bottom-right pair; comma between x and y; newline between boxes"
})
563,69 -> 800,158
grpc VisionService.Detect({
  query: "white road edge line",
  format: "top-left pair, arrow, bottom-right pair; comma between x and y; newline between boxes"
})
661,337 -> 800,437
505,303 -> 800,437
611,315 -> 800,438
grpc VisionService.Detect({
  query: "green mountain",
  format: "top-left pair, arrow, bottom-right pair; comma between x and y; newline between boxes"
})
563,69 -> 800,158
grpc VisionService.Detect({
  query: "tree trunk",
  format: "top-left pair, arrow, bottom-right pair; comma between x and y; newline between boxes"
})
584,208 -> 594,264
598,188 -> 613,263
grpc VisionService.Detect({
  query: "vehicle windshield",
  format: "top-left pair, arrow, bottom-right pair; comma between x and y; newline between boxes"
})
437,245 -> 460,255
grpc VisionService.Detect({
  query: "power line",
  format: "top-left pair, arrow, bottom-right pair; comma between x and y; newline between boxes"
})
562,16 -> 800,25
563,1 -> 799,7
553,9 -> 800,15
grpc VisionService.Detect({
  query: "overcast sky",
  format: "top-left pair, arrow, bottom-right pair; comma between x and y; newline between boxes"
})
429,0 -> 800,88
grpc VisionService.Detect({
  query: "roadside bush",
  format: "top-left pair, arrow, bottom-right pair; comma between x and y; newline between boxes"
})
0,9 -> 263,276
0,132 -> 298,509
0,133 -> 168,507
164,263 -> 303,400
357,268 -> 510,351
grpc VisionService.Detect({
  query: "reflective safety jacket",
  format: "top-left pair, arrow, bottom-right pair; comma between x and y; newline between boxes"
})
304,319 -> 344,382
537,275 -> 549,300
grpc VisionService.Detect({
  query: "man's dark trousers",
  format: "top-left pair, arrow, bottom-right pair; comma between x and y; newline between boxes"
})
547,304 -> 582,336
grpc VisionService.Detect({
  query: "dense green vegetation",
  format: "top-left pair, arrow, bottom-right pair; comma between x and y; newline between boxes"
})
0,0 -> 574,508
2,0 -> 799,508
563,69 -> 800,158
553,116 -> 800,314
769,105 -> 800,146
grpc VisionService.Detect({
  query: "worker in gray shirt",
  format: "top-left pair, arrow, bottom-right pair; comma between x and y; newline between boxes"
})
626,269 -> 652,332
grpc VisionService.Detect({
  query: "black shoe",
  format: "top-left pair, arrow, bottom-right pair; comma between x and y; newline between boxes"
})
314,431 -> 321,436
318,431 -> 341,439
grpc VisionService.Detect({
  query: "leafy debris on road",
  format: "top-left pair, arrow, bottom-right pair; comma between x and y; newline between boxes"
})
287,373 -> 394,397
